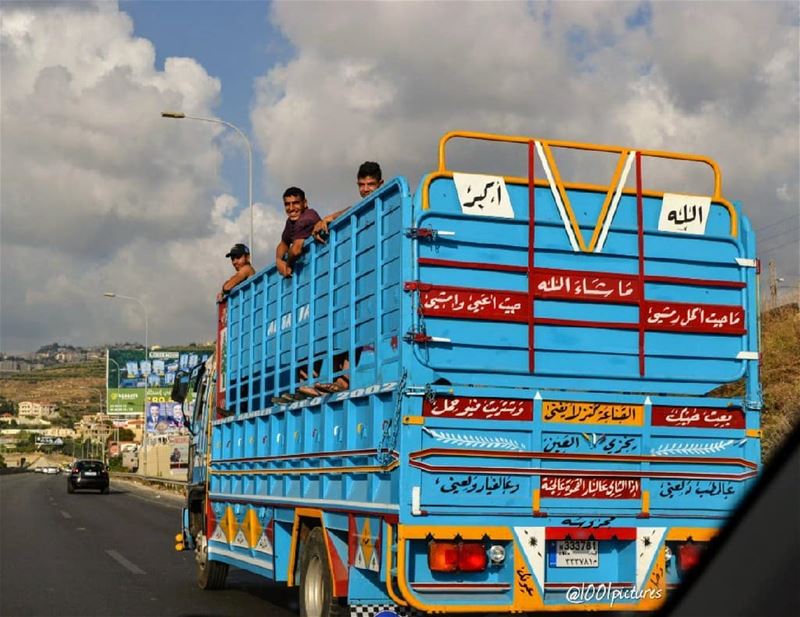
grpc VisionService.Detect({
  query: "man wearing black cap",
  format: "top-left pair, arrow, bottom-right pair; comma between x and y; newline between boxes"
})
218,243 -> 256,302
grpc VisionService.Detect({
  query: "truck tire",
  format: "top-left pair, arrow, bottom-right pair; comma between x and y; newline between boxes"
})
196,532 -> 228,590
299,527 -> 345,617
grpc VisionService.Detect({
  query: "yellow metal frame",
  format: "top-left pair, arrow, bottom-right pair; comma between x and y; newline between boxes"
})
384,522 -> 409,607
395,523 -> 674,613
204,361 -> 216,533
396,524 -> 517,613
421,130 -> 738,238
665,526 -> 719,542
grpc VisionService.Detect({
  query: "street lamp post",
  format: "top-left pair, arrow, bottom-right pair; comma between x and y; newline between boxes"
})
161,111 -> 254,265
97,391 -> 107,464
108,357 -> 121,389
103,292 -> 149,473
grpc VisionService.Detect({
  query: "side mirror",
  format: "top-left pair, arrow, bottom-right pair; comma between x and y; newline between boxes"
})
171,370 -> 191,403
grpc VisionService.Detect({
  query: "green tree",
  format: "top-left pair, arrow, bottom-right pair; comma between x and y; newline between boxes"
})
15,431 -> 37,453
0,396 -> 15,414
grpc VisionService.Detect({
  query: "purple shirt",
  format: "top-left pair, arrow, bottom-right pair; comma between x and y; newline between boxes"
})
281,208 -> 321,246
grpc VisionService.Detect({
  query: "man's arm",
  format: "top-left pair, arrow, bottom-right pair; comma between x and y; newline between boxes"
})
217,264 -> 256,302
221,266 -> 254,293
312,208 -> 347,243
286,239 -> 305,265
276,239 -> 291,277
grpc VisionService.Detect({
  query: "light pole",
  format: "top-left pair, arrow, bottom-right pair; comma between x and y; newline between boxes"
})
161,111 -> 254,265
108,357 -> 121,389
103,292 -> 149,472
97,391 -> 108,464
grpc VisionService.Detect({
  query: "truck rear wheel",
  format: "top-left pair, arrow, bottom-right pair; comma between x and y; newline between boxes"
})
196,532 -> 228,590
299,527 -> 345,617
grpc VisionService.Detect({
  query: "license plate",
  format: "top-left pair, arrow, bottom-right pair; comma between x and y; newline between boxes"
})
84,471 -> 97,477
555,540 -> 599,567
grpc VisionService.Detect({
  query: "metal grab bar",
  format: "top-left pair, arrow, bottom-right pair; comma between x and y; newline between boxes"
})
437,129 -> 723,200
425,130 -> 737,237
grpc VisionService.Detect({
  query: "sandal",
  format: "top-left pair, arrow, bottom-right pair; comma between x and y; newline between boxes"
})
314,382 -> 342,394
314,378 -> 349,393
271,394 -> 295,405
297,385 -> 322,398
289,387 -> 321,400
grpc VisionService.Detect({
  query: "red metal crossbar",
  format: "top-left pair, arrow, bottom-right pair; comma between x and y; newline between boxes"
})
636,152 -> 645,376
528,140 -> 536,374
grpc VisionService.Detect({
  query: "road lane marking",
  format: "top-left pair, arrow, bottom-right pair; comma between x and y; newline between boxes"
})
60,511 -> 72,519
106,550 -> 146,575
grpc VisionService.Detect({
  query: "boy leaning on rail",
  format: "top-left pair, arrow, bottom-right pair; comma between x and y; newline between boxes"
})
271,164 -> 384,404
275,186 -> 321,278
217,243 -> 255,302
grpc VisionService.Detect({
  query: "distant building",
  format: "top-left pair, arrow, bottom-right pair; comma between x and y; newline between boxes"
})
43,427 -> 77,439
0,359 -> 45,372
75,413 -> 114,443
19,419 -> 52,428
18,401 -> 59,421
1,427 -> 47,436
54,350 -> 82,363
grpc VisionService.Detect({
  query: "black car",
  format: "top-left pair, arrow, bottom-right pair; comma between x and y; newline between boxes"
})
66,459 -> 109,494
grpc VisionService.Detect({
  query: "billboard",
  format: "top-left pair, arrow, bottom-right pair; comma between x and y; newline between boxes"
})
106,347 -> 212,417
169,436 -> 190,475
145,400 -> 187,434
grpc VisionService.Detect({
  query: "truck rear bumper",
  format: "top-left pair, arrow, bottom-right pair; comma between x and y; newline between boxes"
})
393,523 -> 712,612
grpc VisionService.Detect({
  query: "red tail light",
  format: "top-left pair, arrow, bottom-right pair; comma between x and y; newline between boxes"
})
678,542 -> 703,572
428,541 -> 487,572
428,541 -> 459,572
458,542 -> 487,571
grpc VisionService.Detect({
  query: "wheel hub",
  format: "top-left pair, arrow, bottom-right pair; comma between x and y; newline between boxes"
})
304,555 -> 324,616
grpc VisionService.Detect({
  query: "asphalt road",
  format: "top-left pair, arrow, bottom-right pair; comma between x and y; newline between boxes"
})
0,472 -> 297,617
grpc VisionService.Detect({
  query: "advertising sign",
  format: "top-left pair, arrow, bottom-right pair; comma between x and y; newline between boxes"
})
107,388 -> 145,415
169,436 -> 190,475
145,401 -> 188,434
106,347 -> 211,416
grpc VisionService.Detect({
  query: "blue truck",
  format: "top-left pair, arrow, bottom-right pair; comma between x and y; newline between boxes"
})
173,131 -> 761,616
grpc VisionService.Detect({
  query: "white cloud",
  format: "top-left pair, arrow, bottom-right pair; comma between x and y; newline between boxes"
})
0,1 -> 277,353
1,1 -> 798,353
253,0 -> 798,280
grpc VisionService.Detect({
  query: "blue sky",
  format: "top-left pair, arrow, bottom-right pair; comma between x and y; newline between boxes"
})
121,0 -> 291,213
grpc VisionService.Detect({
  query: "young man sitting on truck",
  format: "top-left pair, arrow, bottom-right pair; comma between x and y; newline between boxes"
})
276,186 -> 321,277
311,161 -> 383,242
270,187 -> 323,403
217,243 -> 255,302
308,162 -> 384,395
